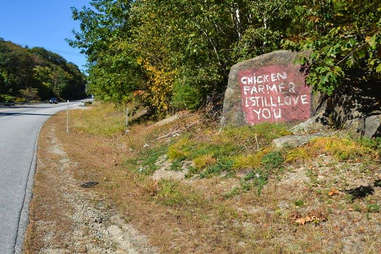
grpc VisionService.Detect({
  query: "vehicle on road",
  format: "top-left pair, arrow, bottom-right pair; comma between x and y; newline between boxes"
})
49,97 -> 58,104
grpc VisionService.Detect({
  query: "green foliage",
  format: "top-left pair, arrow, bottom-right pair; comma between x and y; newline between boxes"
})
156,179 -> 202,207
68,0 -> 143,105
167,136 -> 192,161
165,124 -> 287,193
367,204 -> 380,213
285,0 -> 381,95
19,87 -> 39,102
240,169 -> 269,195
0,94 -> 16,103
171,81 -> 202,110
199,158 -> 234,179
294,200 -> 304,207
167,124 -> 288,179
70,0 -> 381,114
261,151 -> 284,170
360,137 -> 381,156
169,158 -> 183,172
136,146 -> 168,175
239,151 -> 285,195
0,40 -> 86,102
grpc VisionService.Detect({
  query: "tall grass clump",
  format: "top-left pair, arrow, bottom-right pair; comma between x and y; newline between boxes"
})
167,123 -> 290,178
73,103 -> 125,136
239,151 -> 285,195
285,137 -> 377,163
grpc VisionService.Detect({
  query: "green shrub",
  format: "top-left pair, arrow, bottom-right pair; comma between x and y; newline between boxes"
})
220,123 -> 290,148
240,169 -> 269,195
156,179 -> 202,207
367,204 -> 380,213
135,146 -> 168,175
0,94 -> 16,103
167,137 -> 193,160
199,158 -> 234,178
193,154 -> 216,169
171,81 -> 202,110
261,151 -> 284,169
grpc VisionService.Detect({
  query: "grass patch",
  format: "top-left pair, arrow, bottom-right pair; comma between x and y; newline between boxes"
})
169,158 -> 183,171
286,136 -> 377,163
199,158 -> 234,178
167,123 -> 290,178
155,179 -> 203,207
44,104 -> 381,253
360,137 -> 381,156
72,103 -> 126,136
193,154 -> 216,169
295,200 -> 305,207
232,148 -> 270,170
367,203 -> 380,213
310,137 -> 373,160
126,145 -> 168,175
285,147 -> 310,163
238,151 -> 285,195
217,123 -> 291,148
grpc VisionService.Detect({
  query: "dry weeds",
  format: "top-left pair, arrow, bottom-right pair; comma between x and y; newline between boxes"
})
26,104 -> 381,253
24,116 -> 157,254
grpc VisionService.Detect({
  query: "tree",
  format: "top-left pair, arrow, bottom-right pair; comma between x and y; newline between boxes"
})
69,0 -> 381,116
68,0 -> 142,104
286,0 -> 381,95
0,39 -> 87,102
19,87 -> 39,102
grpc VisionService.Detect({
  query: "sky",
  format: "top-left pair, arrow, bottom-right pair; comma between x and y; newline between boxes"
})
0,0 -> 90,72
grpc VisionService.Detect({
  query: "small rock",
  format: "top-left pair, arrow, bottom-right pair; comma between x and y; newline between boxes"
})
80,181 -> 99,188
154,114 -> 179,127
272,133 -> 323,149
343,185 -> 374,200
95,217 -> 103,224
290,113 -> 325,134
364,115 -> 381,138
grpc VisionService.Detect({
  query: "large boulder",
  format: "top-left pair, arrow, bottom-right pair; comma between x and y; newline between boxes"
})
222,50 -> 381,138
222,50 -> 315,126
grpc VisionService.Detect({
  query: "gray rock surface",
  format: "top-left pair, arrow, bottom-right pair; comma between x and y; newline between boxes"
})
320,83 -> 381,138
273,133 -> 324,149
290,113 -> 325,134
364,115 -> 381,138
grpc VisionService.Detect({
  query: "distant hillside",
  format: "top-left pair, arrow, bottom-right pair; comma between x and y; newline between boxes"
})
0,38 -> 87,103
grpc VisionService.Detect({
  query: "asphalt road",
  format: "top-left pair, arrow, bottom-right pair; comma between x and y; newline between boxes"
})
0,101 -> 82,254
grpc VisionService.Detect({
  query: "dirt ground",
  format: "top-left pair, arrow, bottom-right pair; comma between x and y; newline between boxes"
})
23,119 -> 157,254
23,107 -> 381,254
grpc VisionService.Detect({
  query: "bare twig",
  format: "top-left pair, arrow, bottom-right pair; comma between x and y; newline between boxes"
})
336,43 -> 367,66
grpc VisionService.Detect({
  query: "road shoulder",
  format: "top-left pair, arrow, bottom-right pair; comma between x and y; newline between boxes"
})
23,115 -> 157,254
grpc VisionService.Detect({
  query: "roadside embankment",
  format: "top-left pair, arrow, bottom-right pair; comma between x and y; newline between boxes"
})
25,103 -> 381,253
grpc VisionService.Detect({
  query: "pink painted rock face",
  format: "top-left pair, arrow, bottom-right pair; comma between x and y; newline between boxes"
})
222,51 -> 313,127
239,64 -> 311,125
